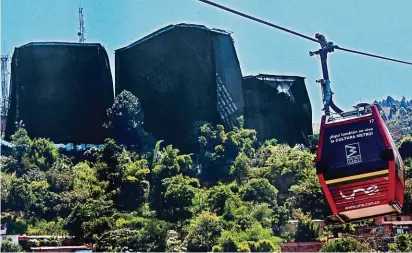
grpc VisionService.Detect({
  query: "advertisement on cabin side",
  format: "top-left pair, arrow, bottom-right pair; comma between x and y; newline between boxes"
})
321,118 -> 388,180
329,177 -> 389,212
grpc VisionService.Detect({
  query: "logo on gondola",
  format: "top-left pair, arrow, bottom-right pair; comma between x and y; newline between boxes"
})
345,143 -> 362,165
339,185 -> 379,200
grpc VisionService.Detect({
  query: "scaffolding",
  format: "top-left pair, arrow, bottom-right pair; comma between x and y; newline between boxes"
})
216,73 -> 238,127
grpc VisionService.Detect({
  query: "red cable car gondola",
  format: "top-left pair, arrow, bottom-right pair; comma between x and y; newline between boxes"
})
316,103 -> 405,223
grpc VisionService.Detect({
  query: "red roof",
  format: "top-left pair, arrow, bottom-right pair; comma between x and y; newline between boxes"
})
280,242 -> 324,252
382,221 -> 412,225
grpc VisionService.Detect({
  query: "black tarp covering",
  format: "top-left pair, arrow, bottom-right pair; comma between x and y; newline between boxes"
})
115,24 -> 244,152
320,118 -> 388,180
243,74 -> 312,146
5,42 -> 114,144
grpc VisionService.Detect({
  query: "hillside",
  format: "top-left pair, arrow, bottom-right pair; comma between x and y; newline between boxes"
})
375,96 -> 412,141
1,92 -> 411,252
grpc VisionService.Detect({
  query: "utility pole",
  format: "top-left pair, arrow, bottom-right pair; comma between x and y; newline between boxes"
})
77,4 -> 86,43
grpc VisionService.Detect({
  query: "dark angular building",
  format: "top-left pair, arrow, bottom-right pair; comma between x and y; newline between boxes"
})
5,42 -> 114,144
243,74 -> 313,146
115,23 -> 244,151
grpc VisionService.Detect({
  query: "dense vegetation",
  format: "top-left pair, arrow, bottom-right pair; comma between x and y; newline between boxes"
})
1,91 -> 412,252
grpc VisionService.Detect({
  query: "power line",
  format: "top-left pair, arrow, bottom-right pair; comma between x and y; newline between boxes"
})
198,0 -> 412,66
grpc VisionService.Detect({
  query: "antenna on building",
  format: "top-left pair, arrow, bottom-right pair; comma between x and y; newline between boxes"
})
1,53 -> 10,116
77,1 -> 86,43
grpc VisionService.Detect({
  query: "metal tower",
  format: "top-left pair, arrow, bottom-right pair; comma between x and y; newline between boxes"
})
1,54 -> 9,116
77,7 -> 85,43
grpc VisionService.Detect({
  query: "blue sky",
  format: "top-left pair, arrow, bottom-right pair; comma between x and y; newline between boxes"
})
2,0 -> 412,122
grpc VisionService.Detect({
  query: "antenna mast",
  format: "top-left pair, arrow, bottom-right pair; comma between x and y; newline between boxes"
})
78,4 -> 86,43
1,54 -> 9,116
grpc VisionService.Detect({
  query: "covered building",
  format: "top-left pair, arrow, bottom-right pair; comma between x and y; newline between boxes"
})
243,74 -> 313,146
115,23 -> 244,152
5,42 -> 114,144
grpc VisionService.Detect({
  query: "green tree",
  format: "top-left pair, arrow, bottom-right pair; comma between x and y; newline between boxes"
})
1,215 -> 28,235
45,169 -> 74,193
214,223 -> 281,252
10,127 -> 32,163
404,158 -> 412,179
250,203 -> 278,228
150,144 -> 194,216
207,184 -> 235,216
404,179 -> 412,215
320,237 -> 373,252
389,233 -> 412,252
1,237 -> 23,252
257,144 -> 315,204
1,173 -> 15,209
72,162 -> 106,198
230,153 -> 252,185
6,177 -> 34,212
185,211 -> 223,252
135,218 -> 170,252
64,197 -> 114,243
241,178 -> 278,206
28,138 -> 58,170
28,180 -> 50,216
27,218 -> 67,236
152,144 -> 183,179
0,156 -> 21,176
117,158 -> 150,211
222,196 -> 256,230
295,219 -> 317,242
217,232 -> 238,252
94,228 -> 140,252
95,220 -> 170,252
104,90 -> 152,149
398,135 -> 412,160
95,139 -> 132,204
289,167 -> 329,218
255,239 -> 279,252
194,121 -> 257,182
162,174 -> 200,224
166,230 -> 186,252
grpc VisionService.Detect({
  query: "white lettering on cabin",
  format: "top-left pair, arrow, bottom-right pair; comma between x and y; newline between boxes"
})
344,200 -> 380,210
339,185 -> 379,200
329,127 -> 374,144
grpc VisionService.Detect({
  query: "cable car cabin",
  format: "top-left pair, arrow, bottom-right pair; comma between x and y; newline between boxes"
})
316,103 -> 404,223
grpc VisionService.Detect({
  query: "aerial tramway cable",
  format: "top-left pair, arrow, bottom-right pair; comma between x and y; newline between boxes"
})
335,46 -> 412,66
